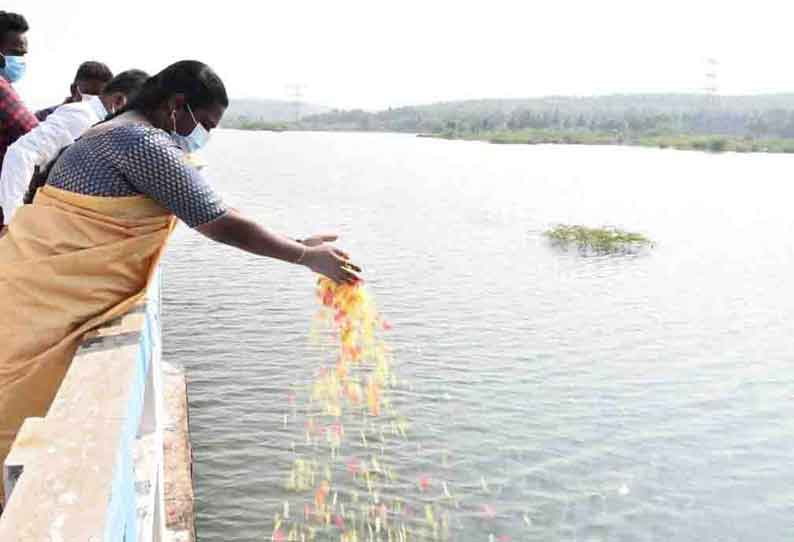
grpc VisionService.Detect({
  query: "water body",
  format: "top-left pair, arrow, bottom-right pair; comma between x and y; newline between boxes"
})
162,131 -> 794,541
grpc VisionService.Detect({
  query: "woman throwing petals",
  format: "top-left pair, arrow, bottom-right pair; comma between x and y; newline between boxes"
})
0,60 -> 360,503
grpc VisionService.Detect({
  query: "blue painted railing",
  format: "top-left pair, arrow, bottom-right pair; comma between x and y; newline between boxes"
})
106,271 -> 162,542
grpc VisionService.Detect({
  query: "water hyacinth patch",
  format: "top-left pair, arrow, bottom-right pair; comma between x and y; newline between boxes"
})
544,224 -> 653,255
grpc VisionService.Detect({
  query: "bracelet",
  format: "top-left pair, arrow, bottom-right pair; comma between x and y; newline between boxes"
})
295,244 -> 307,265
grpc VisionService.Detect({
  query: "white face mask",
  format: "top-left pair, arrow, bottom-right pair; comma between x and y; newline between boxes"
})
171,103 -> 210,153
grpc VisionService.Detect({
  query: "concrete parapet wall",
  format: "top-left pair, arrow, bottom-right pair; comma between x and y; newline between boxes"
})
0,273 -> 195,541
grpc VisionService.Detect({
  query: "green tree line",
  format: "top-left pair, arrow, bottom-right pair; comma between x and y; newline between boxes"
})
296,94 -> 794,140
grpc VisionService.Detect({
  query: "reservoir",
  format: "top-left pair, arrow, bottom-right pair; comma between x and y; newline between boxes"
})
162,131 -> 794,541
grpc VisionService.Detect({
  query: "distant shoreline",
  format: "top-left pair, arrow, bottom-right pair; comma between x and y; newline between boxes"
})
223,124 -> 794,154
418,130 -> 794,154
223,121 -> 289,132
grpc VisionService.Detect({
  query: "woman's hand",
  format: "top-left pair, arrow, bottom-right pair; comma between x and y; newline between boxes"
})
302,244 -> 362,284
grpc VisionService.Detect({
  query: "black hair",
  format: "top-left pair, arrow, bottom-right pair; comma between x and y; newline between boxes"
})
0,11 -> 29,44
120,60 -> 228,116
103,69 -> 149,98
74,61 -> 113,83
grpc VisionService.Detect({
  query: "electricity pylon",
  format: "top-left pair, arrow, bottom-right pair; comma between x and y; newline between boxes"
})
704,58 -> 720,108
286,84 -> 306,124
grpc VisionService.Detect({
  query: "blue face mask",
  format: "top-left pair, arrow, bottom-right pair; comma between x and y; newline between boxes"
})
171,104 -> 210,153
1,54 -> 27,83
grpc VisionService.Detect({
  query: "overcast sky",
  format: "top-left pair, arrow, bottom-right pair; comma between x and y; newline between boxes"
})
6,0 -> 794,111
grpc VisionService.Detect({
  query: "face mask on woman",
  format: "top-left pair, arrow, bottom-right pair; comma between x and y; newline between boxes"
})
171,103 -> 210,153
0,54 -> 27,83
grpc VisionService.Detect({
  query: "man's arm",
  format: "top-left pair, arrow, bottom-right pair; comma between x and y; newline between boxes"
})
0,104 -> 89,223
34,103 -> 64,122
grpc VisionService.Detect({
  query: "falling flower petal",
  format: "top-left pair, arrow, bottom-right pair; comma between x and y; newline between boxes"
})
480,504 -> 497,519
418,475 -> 431,492
270,278 -> 418,542
346,457 -> 360,475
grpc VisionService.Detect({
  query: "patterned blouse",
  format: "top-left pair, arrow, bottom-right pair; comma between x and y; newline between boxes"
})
47,122 -> 227,227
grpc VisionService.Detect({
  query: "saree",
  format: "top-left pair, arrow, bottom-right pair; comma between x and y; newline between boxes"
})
0,185 -> 176,503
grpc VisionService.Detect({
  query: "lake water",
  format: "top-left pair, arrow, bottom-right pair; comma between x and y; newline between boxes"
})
161,131 -> 794,541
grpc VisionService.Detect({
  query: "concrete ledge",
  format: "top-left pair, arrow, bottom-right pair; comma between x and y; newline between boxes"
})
2,418 -> 45,504
162,362 -> 196,542
0,272 -> 196,541
82,308 -> 146,346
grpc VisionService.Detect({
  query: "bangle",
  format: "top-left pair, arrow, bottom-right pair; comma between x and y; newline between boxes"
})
295,244 -> 307,265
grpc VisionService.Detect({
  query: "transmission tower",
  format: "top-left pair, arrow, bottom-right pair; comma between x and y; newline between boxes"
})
704,58 -> 720,108
286,84 -> 306,124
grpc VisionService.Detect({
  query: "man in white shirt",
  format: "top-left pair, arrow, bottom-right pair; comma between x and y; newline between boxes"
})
0,69 -> 148,224
34,61 -> 114,122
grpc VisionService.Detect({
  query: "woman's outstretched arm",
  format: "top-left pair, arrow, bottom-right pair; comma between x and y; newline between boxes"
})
196,210 -> 361,284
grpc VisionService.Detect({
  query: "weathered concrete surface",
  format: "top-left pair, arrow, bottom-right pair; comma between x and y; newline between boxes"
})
0,339 -> 142,541
0,295 -> 196,541
0,361 -> 197,541
2,418 -> 45,503
162,362 -> 196,542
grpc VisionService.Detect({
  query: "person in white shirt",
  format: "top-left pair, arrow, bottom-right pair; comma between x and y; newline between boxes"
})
0,69 -> 149,224
34,60 -> 114,122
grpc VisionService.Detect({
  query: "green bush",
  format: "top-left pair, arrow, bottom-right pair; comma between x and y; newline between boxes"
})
706,138 -> 727,152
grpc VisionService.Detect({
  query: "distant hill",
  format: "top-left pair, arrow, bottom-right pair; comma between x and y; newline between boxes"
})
222,98 -> 331,129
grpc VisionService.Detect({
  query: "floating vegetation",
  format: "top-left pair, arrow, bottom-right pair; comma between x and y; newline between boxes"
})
544,224 -> 653,255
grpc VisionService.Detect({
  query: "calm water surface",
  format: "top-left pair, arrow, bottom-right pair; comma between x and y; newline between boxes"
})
161,131 -> 794,541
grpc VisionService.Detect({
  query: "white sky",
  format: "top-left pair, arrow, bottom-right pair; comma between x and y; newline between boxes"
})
6,0 -> 794,111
